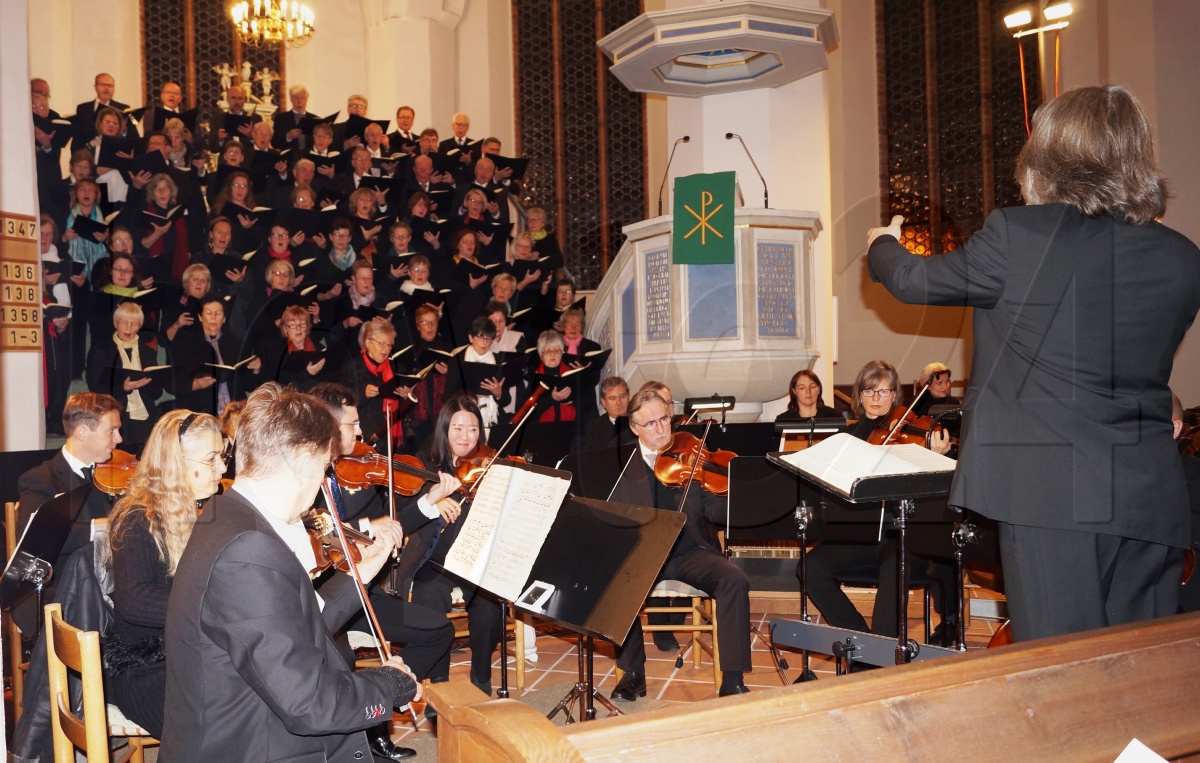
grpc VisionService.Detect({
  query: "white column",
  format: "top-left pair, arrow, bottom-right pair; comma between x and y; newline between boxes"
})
1,0 -> 47,450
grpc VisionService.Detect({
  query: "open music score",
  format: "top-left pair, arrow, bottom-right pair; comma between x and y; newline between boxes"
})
443,462 -> 573,602
0,212 -> 42,351
772,432 -> 955,501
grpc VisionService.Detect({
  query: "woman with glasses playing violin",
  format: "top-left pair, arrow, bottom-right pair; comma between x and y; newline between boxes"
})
103,409 -> 226,738
805,360 -> 959,648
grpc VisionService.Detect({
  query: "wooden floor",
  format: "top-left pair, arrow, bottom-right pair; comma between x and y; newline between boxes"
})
391,588 -> 1006,758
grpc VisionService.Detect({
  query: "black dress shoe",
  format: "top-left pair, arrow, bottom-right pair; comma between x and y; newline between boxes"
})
610,670 -> 647,702
653,632 -> 681,652
718,683 -> 750,697
368,724 -> 416,760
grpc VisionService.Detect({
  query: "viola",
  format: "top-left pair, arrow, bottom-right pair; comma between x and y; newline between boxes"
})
92,449 -> 140,495
865,406 -> 955,448
653,430 -> 737,497
333,440 -> 448,497
302,505 -> 375,575
454,444 -> 528,493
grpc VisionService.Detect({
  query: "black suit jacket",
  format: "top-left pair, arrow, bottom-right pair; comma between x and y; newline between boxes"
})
869,203 -> 1200,547
271,111 -> 307,151
162,490 -> 404,762
71,99 -> 129,150
609,452 -> 726,560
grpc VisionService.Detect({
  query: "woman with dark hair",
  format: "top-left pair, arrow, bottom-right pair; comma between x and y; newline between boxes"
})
776,369 -> 840,421
868,85 -> 1200,642
86,250 -> 147,351
408,394 -> 505,696
211,170 -> 264,254
103,410 -> 226,738
805,360 -> 954,645
403,304 -> 453,451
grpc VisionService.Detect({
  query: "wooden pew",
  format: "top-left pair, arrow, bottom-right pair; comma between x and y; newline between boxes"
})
429,612 -> 1200,762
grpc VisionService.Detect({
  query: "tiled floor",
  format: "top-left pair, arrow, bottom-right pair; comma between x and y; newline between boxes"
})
391,589 -> 1006,757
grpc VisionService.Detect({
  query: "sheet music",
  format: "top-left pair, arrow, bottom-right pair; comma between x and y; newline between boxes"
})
778,433 -> 955,496
443,463 -> 572,601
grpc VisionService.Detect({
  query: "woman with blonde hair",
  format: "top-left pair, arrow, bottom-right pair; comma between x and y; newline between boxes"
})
104,409 -> 226,738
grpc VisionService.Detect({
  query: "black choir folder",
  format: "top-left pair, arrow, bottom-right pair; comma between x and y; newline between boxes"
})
767,433 -> 955,503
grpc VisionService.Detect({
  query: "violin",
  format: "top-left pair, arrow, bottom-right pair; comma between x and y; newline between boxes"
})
454,443 -> 527,494
653,430 -> 737,497
333,441 -> 450,497
302,505 -> 375,575
92,449 -> 140,495
865,406 -> 956,448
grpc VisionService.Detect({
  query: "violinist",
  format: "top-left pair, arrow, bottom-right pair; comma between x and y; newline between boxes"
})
408,394 -> 505,696
13,392 -> 122,633
162,383 -> 421,762
805,360 -> 957,645
105,410 -> 225,738
608,389 -> 752,702
910,362 -> 959,416
775,369 -> 840,422
309,383 -> 456,749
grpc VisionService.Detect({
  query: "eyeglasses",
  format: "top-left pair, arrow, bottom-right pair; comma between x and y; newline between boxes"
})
186,453 -> 228,470
416,319 -> 437,327
270,271 -> 291,278
541,348 -> 563,356
111,267 -> 134,274
634,414 -> 671,431
368,338 -> 394,349
231,182 -> 248,189
284,321 -> 307,329
340,419 -> 361,430
861,389 -> 895,399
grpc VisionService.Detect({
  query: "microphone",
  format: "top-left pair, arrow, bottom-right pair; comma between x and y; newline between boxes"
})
725,132 -> 769,208
657,135 -> 690,216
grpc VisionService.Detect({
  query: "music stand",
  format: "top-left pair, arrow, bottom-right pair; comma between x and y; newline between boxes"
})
1,486 -> 81,642
521,496 -> 684,722
766,441 -> 959,668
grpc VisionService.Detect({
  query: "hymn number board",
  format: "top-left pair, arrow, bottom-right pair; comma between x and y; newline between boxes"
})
0,213 -> 42,351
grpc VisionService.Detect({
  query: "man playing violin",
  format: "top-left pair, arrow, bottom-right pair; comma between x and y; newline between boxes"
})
14,392 -> 123,633
162,383 -> 421,762
310,382 -> 458,753
608,388 -> 752,701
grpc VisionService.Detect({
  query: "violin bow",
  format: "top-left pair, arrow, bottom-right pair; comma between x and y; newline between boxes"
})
880,383 -> 929,447
319,479 -> 419,728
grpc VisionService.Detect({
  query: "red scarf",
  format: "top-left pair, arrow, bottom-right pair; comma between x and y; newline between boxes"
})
287,337 -> 317,353
146,203 -> 190,280
535,363 -> 576,423
362,349 -> 403,439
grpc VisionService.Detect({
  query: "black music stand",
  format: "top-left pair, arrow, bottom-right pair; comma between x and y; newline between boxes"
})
766,445 -> 960,668
521,496 -> 683,723
0,486 -> 80,642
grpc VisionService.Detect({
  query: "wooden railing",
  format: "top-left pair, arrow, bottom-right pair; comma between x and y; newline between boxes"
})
429,612 -> 1200,762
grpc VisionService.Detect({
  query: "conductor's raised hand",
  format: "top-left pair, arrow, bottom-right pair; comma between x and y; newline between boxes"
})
866,215 -> 904,250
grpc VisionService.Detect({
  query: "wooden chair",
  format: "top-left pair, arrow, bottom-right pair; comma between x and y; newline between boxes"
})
45,603 -> 159,763
633,579 -> 721,690
5,500 -> 28,721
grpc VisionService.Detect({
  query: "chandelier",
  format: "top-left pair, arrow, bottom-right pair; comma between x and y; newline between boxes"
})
231,0 -> 315,48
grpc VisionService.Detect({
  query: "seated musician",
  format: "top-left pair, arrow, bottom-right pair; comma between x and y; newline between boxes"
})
910,361 -> 960,416
162,383 -> 421,762
309,382 -> 457,748
105,410 -> 226,739
775,369 -> 840,421
13,392 -> 122,633
408,394 -> 505,696
609,388 -> 752,700
805,360 -> 958,646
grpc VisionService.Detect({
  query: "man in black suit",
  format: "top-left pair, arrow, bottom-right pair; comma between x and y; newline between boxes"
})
606,389 -> 751,700
867,85 -> 1200,642
212,84 -> 260,150
71,72 -> 129,150
162,383 -> 421,762
14,393 -> 122,633
438,112 -> 476,157
271,84 -> 310,151
138,81 -> 183,136
582,376 -> 633,452
388,105 -> 418,154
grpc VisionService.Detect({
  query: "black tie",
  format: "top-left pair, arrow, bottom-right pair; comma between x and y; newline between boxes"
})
81,465 -> 93,486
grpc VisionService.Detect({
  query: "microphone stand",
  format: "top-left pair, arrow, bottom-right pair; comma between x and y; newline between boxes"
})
657,136 -> 690,216
725,132 -> 769,208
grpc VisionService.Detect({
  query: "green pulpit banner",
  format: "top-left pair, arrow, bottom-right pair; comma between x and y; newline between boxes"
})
672,171 -> 735,265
